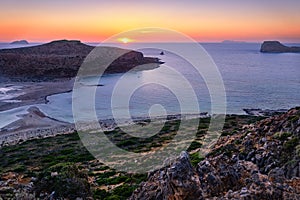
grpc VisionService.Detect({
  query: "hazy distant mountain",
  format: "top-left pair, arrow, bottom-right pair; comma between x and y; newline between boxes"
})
10,40 -> 29,45
221,40 -> 246,43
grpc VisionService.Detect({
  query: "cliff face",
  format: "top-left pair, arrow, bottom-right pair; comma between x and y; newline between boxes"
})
0,40 -> 161,80
260,41 -> 300,53
131,108 -> 300,199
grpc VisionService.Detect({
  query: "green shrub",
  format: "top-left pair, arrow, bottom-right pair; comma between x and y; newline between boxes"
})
128,173 -> 147,184
274,132 -> 292,141
189,152 -> 204,167
59,148 -> 74,154
104,195 -> 121,200
187,141 -> 202,152
94,189 -> 109,199
95,165 -> 110,171
283,137 -> 299,151
112,184 -> 136,198
13,164 -> 27,173
97,171 -> 117,179
296,145 -> 300,157
117,139 -> 137,147
97,175 -> 128,186
198,123 -> 209,129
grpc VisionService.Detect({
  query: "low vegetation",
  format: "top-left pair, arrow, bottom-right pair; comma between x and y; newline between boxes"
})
0,115 -> 262,199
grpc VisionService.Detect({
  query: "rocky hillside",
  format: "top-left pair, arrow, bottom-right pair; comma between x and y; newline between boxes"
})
0,40 -> 161,80
131,107 -> 300,199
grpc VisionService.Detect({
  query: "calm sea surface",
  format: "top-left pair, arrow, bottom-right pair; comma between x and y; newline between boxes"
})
0,42 -> 299,127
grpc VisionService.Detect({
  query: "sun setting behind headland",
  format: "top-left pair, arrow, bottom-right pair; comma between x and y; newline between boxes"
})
118,37 -> 134,44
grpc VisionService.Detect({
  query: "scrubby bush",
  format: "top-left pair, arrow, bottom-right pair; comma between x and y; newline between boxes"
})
283,137 -> 299,151
34,162 -> 91,199
274,132 -> 292,141
187,141 -> 202,151
189,152 -> 204,167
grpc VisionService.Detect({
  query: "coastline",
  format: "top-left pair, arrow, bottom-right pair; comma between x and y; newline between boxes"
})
0,80 -> 292,148
0,105 -> 210,147
0,78 -> 74,112
0,77 -> 295,148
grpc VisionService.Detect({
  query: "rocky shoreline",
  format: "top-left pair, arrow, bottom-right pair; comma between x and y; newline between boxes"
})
243,108 -> 288,116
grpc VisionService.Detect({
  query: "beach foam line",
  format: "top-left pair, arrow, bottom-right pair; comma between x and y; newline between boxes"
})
0,106 -> 30,128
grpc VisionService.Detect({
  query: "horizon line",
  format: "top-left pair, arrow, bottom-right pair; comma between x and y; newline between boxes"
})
1,39 -> 300,44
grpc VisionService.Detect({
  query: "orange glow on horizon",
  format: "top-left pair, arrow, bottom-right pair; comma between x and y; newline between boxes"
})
0,1 -> 299,43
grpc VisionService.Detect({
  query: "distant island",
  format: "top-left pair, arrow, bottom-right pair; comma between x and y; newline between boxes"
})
0,40 -> 162,80
260,41 -> 300,53
221,40 -> 246,44
10,40 -> 29,45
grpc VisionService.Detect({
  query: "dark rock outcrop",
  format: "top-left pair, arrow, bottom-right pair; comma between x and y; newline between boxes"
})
0,40 -> 162,80
243,108 -> 288,116
130,151 -> 203,200
260,41 -> 300,53
130,107 -> 300,199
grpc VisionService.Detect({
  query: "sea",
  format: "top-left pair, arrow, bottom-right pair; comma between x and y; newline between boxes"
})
0,42 -> 299,128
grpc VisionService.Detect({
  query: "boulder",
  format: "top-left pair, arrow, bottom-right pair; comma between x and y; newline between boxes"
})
130,151 -> 203,200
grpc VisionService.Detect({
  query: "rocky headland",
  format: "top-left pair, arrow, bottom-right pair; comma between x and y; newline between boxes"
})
131,107 -> 300,199
260,41 -> 300,53
0,40 -> 162,81
0,40 -> 163,111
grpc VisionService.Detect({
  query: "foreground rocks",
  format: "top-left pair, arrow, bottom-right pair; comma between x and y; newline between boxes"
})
130,107 -> 300,199
0,40 -> 162,81
130,151 -> 203,200
260,41 -> 300,53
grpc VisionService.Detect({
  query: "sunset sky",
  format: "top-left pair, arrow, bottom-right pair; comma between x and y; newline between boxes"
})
1,0 -> 299,43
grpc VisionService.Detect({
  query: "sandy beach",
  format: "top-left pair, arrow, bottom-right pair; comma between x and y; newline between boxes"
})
0,106 -> 75,146
0,79 -> 76,146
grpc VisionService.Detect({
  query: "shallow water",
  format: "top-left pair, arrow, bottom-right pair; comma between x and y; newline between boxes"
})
0,85 -> 24,101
